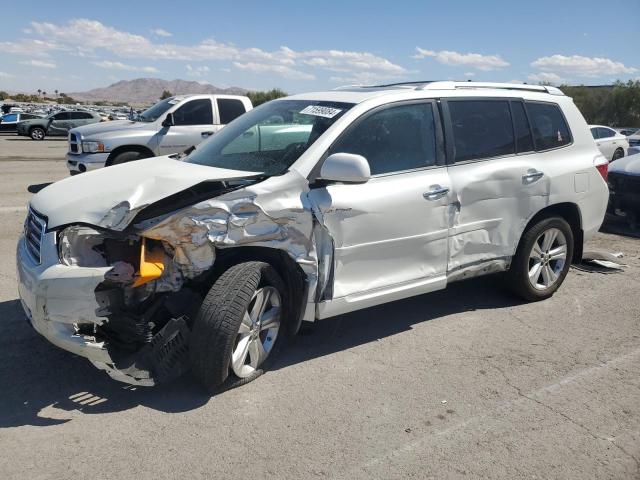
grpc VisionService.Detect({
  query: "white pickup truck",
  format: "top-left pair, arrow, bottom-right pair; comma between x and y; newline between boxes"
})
66,94 -> 252,174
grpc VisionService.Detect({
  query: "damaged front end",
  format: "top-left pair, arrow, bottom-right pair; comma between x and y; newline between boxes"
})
19,172 -> 324,386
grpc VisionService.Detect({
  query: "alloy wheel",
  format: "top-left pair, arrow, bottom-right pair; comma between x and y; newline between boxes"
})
528,227 -> 568,290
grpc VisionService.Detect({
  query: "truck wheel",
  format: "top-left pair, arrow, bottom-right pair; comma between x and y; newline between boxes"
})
507,216 -> 574,302
190,261 -> 289,392
110,150 -> 150,166
30,127 -> 45,140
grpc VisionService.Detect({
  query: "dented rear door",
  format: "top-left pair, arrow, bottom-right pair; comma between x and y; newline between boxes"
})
442,98 -> 549,273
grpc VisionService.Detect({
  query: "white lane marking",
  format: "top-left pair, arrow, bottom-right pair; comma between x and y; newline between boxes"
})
0,206 -> 27,213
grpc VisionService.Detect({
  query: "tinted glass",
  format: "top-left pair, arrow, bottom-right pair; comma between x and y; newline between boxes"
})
590,127 -> 599,139
598,127 -> 615,138
511,101 -> 534,153
217,99 -> 247,124
173,99 -> 213,125
449,100 -> 514,162
69,112 -> 90,120
2,114 -> 17,122
21,114 -> 38,119
526,102 -> 572,150
331,103 -> 437,175
53,112 -> 71,120
186,100 -> 353,175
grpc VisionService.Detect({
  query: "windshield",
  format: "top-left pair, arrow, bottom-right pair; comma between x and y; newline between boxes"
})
185,99 -> 354,175
137,97 -> 179,122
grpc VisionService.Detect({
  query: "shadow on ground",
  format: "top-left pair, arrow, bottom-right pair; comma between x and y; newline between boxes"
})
0,275 -> 519,428
27,183 -> 53,194
3,137 -> 66,142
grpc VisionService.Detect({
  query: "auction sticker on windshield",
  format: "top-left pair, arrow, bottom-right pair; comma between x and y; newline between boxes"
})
300,105 -> 342,118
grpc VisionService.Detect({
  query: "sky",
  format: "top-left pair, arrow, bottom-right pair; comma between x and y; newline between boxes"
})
0,0 -> 638,94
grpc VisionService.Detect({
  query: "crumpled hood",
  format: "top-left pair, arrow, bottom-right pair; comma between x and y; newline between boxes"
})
609,153 -> 640,176
31,156 -> 260,230
71,120 -> 149,138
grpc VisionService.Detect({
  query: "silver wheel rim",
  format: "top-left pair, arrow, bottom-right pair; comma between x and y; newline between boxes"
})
528,227 -> 567,290
231,286 -> 281,378
32,129 -> 44,139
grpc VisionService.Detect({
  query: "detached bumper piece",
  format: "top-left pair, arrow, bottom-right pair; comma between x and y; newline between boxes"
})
93,316 -> 191,386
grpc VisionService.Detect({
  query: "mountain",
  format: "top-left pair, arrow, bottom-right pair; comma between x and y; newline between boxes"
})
68,78 -> 248,104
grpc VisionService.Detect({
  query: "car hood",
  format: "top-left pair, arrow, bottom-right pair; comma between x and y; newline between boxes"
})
609,153 -> 640,176
71,120 -> 151,138
31,156 -> 261,231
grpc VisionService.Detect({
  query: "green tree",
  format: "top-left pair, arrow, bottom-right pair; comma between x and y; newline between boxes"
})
160,89 -> 173,100
561,80 -> 640,127
0,91 -> 8,100
246,88 -> 287,107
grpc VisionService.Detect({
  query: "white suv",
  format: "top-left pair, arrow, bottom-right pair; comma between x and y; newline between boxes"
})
17,81 -> 609,391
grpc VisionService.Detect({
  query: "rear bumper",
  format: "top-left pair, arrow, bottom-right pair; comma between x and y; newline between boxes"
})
66,152 -> 109,174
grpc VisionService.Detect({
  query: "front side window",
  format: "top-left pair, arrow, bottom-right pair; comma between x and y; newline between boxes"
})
173,99 -> 213,126
449,100 -> 514,162
331,103 -> 437,175
186,100 -> 354,175
2,114 -> 17,122
526,102 -> 572,150
217,99 -> 246,124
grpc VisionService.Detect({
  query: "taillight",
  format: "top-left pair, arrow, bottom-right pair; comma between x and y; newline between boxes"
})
596,163 -> 608,182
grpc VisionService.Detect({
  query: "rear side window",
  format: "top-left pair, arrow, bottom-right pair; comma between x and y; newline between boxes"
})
448,100 -> 514,162
511,101 -> 534,153
53,112 -> 71,120
331,102 -> 438,175
173,99 -> 213,125
590,127 -> 599,139
69,112 -> 93,120
526,102 -> 572,151
217,99 -> 247,124
597,127 -> 615,139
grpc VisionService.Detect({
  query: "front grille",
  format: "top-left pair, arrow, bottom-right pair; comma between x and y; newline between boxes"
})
24,209 -> 46,264
68,132 -> 80,154
70,143 -> 79,153
69,133 -> 77,142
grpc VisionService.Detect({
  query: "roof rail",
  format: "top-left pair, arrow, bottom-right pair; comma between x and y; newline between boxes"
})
419,81 -> 565,96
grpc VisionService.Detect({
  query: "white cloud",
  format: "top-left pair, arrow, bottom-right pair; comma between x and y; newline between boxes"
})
0,38 -> 60,57
233,62 -> 315,80
464,72 -> 475,77
92,60 -> 158,73
414,48 -> 509,71
531,55 -> 637,77
19,59 -> 57,68
0,71 -> 11,78
527,72 -> 566,84
186,64 -> 210,77
14,19 -> 405,81
150,28 -> 172,37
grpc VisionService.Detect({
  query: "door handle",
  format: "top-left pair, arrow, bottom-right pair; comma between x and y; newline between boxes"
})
522,169 -> 544,184
201,131 -> 214,137
423,186 -> 449,200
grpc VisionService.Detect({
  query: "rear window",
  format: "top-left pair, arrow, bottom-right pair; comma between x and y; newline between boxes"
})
448,100 -> 514,162
526,102 -> 572,151
217,99 -> 247,124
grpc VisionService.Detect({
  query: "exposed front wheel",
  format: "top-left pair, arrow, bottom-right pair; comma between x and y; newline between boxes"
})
110,150 -> 150,166
189,261 -> 288,392
507,216 -> 574,302
30,127 -> 45,140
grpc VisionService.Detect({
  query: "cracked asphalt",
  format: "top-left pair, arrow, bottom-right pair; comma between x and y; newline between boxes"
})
0,144 -> 639,479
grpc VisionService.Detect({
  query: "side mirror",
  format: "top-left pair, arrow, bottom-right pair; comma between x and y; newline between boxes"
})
162,112 -> 175,128
319,153 -> 371,184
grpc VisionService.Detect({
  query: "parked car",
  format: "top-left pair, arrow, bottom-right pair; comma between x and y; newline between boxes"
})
628,130 -> 640,149
17,110 -> 102,140
608,152 -> 640,228
0,112 -> 43,133
17,82 -> 609,390
66,94 -> 253,174
615,127 -> 639,137
590,125 -> 629,161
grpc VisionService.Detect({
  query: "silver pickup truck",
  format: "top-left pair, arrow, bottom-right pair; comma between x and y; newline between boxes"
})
66,94 -> 252,174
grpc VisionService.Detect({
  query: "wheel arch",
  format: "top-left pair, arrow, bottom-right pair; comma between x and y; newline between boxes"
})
208,246 -> 308,335
106,145 -> 155,166
520,202 -> 583,263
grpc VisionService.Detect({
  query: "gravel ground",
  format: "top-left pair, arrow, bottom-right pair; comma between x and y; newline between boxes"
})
0,146 -> 638,479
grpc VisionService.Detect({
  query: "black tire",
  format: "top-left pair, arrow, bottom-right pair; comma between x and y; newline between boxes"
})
611,148 -> 624,162
189,261 -> 289,392
507,216 -> 574,302
30,127 -> 46,140
110,150 -> 150,166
